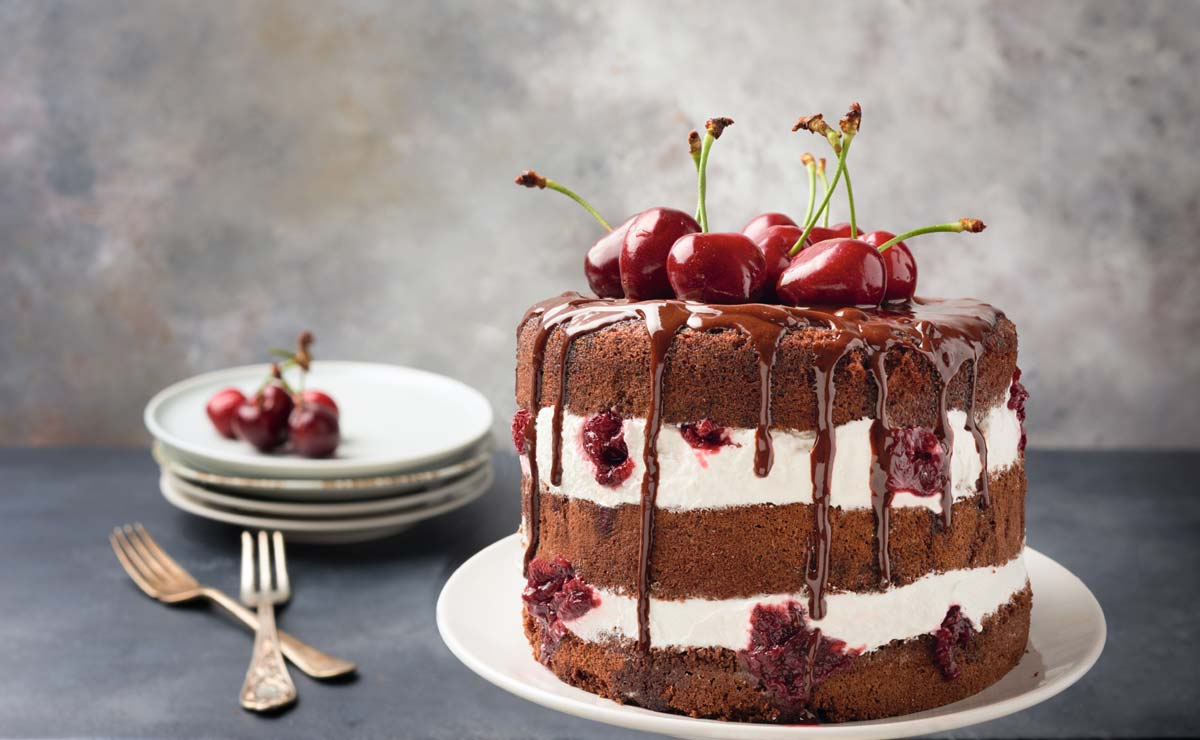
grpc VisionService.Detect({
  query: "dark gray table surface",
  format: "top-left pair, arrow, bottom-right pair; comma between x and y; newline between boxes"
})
0,447 -> 1195,739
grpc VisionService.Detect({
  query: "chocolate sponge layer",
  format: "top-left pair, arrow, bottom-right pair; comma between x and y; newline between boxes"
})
516,312 -> 1018,432
530,464 -> 1025,600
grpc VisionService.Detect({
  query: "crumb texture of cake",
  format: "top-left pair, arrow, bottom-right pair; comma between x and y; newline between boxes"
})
513,293 -> 1030,722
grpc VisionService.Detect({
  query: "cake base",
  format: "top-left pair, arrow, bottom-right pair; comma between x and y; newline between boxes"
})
524,585 -> 1031,723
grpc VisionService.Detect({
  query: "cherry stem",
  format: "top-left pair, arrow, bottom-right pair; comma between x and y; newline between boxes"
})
801,153 -> 817,227
696,117 -> 733,233
789,134 -> 854,257
514,170 -> 611,232
817,159 -> 830,226
689,130 -> 702,221
255,362 -> 295,397
843,165 -> 858,238
875,219 -> 987,252
696,133 -> 715,232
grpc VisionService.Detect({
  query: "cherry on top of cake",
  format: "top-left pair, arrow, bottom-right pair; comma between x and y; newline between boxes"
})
515,103 -> 987,310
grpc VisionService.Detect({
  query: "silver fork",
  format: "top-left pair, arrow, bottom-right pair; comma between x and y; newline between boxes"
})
239,531 -> 297,712
109,524 -> 355,679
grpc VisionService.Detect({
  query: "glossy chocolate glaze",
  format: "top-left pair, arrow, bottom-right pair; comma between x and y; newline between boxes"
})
519,293 -> 1000,648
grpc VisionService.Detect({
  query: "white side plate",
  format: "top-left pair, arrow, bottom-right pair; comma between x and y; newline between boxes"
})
437,535 -> 1105,740
145,361 -> 493,479
159,465 -> 492,544
162,467 -> 488,518
152,441 -> 494,501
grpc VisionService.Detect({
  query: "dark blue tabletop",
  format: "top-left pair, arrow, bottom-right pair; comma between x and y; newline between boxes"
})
0,448 -> 1193,739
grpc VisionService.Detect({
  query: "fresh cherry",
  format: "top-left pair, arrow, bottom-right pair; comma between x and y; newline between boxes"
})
801,222 -> 864,245
803,225 -> 840,245
666,232 -> 766,304
752,225 -> 807,301
584,215 -> 634,298
206,388 -> 246,439
860,230 -> 916,301
828,222 -> 867,238
741,212 -> 796,244
289,403 -> 340,458
299,389 -> 339,417
619,208 -> 700,300
776,238 -> 886,307
233,384 -> 294,452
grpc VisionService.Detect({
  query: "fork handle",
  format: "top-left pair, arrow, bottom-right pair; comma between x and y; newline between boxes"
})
240,599 -> 297,711
204,588 -> 356,679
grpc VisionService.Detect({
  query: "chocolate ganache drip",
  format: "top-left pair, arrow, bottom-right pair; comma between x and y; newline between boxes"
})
518,293 -> 1000,649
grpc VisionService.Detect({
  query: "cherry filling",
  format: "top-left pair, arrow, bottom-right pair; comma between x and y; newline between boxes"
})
581,411 -> 634,487
740,600 -> 859,713
886,426 -> 947,498
511,408 -> 532,454
1008,367 -> 1030,453
933,605 -> 976,680
522,555 -> 599,664
680,418 -> 733,451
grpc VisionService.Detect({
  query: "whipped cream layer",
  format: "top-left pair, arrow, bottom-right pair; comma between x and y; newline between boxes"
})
532,385 -> 1022,512
560,553 -> 1028,652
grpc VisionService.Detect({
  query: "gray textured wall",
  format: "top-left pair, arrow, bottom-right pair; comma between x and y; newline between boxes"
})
2,0 -> 1198,448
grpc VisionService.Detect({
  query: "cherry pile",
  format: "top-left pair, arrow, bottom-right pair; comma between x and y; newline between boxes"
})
518,104 -> 986,308
740,599 -> 859,714
522,554 -> 600,664
581,410 -> 634,487
933,605 -> 976,680
885,425 -> 948,498
204,331 -> 341,458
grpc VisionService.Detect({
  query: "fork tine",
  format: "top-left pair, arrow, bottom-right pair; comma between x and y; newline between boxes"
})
122,524 -> 172,581
113,526 -> 162,585
271,531 -> 289,599
257,530 -> 271,594
110,529 -> 160,597
240,531 -> 255,604
131,523 -> 191,581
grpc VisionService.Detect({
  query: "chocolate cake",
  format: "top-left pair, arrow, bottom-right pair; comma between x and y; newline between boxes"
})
509,104 -> 1029,722
512,296 -> 1030,722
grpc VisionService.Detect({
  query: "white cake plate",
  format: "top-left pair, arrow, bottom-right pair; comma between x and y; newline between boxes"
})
437,535 -> 1105,740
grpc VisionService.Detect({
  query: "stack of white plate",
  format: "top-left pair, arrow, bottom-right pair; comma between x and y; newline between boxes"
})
144,362 -> 495,544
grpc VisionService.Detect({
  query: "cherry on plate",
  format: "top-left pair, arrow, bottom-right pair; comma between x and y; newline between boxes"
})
289,404 -> 340,458
299,389 -> 339,416
206,387 -> 246,439
232,384 -> 293,452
